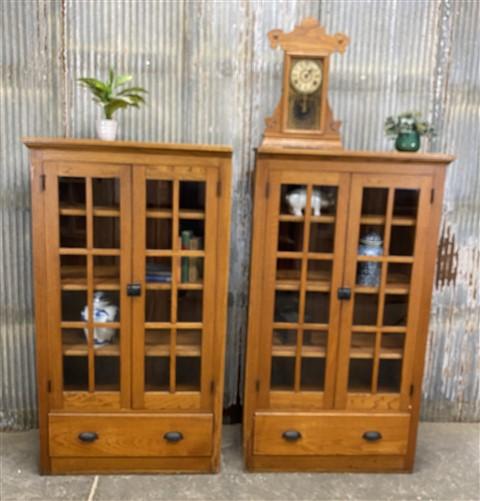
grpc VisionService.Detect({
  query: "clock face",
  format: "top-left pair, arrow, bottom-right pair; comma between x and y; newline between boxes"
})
290,59 -> 323,95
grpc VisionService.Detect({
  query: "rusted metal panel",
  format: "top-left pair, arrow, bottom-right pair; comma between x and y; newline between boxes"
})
421,0 -> 480,422
0,0 -> 478,429
1,0 -> 65,430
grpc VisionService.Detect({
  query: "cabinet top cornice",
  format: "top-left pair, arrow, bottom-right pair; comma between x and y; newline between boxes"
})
258,146 -> 454,165
22,137 -> 232,157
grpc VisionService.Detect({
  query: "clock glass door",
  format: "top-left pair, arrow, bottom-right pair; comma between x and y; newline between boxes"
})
335,174 -> 432,411
132,165 -> 218,410
45,163 -> 132,410
258,170 -> 349,409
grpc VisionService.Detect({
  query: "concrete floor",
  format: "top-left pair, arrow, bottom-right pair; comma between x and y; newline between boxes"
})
1,423 -> 479,501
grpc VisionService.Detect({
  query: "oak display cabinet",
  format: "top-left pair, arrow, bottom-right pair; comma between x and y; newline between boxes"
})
24,137 -> 231,474
244,146 -> 454,472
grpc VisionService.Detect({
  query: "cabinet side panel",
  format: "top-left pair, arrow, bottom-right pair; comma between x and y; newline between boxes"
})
211,158 -> 232,471
243,158 -> 269,461
406,167 -> 447,470
30,152 -> 50,473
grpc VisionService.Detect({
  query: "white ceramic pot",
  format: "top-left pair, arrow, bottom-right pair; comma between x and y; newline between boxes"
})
96,119 -> 118,141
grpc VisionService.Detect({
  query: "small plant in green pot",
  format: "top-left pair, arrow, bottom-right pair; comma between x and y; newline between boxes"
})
384,111 -> 435,152
78,69 -> 147,141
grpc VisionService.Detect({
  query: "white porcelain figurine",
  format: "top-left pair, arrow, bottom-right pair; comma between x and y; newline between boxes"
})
81,292 -> 118,346
285,188 -> 334,216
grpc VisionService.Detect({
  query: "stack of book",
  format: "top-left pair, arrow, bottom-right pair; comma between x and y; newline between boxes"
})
181,230 -> 202,283
146,262 -> 172,283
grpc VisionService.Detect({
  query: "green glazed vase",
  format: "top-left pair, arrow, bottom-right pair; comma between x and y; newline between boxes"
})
395,131 -> 421,152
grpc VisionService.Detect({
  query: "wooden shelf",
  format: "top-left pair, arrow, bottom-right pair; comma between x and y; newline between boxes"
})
349,346 -> 403,360
146,209 -> 205,220
276,267 -> 331,292
360,215 -> 416,226
357,255 -> 414,263
272,345 -> 327,358
61,321 -> 120,329
59,248 -> 121,256
355,282 -> 410,294
279,214 -> 335,223
62,330 -> 120,356
145,344 -> 201,357
277,269 -> 331,281
61,278 -> 120,291
63,343 -> 120,357
379,347 -> 403,359
276,251 -> 334,260
351,326 -> 407,333
52,277 -> 204,290
350,346 -> 375,359
61,265 -> 119,290
146,281 -> 203,290
145,250 -> 205,258
60,204 -> 120,217
144,330 -> 201,357
145,282 -> 171,290
145,330 -> 202,357
276,280 -> 330,292
178,282 -> 203,289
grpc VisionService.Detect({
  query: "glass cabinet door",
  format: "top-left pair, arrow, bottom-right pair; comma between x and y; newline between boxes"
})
45,163 -> 131,410
132,165 -> 218,410
335,174 -> 432,411
258,171 -> 350,409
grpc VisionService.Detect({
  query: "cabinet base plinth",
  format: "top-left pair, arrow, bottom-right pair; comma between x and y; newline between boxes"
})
247,454 -> 410,473
49,456 -> 217,474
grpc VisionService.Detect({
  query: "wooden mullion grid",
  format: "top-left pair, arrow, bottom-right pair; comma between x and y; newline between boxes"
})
294,185 -> 313,392
170,179 -> 180,393
85,177 -> 95,393
371,188 -> 395,394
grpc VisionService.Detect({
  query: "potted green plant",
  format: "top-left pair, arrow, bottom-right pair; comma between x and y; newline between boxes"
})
384,111 -> 435,152
78,69 -> 147,141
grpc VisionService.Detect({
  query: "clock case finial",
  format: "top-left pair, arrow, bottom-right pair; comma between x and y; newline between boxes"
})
261,18 -> 350,150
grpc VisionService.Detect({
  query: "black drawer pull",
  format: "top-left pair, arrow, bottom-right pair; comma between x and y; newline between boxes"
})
127,283 -> 142,296
78,431 -> 98,443
282,430 -> 302,441
164,431 -> 183,443
362,431 -> 382,442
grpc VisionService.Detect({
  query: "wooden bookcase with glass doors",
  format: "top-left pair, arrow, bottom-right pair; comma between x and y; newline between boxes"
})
25,137 -> 231,474
244,146 -> 453,472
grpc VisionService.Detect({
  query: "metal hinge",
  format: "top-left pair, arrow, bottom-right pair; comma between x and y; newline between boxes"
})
430,189 -> 435,204
410,384 -> 414,397
265,183 -> 270,198
216,181 -> 221,197
255,380 -> 260,392
210,380 -> 215,395
40,174 -> 46,192
47,380 -> 52,393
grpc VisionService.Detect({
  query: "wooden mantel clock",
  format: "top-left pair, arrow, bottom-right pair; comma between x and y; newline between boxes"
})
262,18 -> 349,149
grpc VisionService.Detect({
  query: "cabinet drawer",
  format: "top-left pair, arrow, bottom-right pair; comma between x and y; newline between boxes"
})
49,413 -> 213,457
253,413 -> 410,456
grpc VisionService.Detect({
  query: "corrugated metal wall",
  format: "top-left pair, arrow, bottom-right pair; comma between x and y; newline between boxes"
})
1,0 -> 478,430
